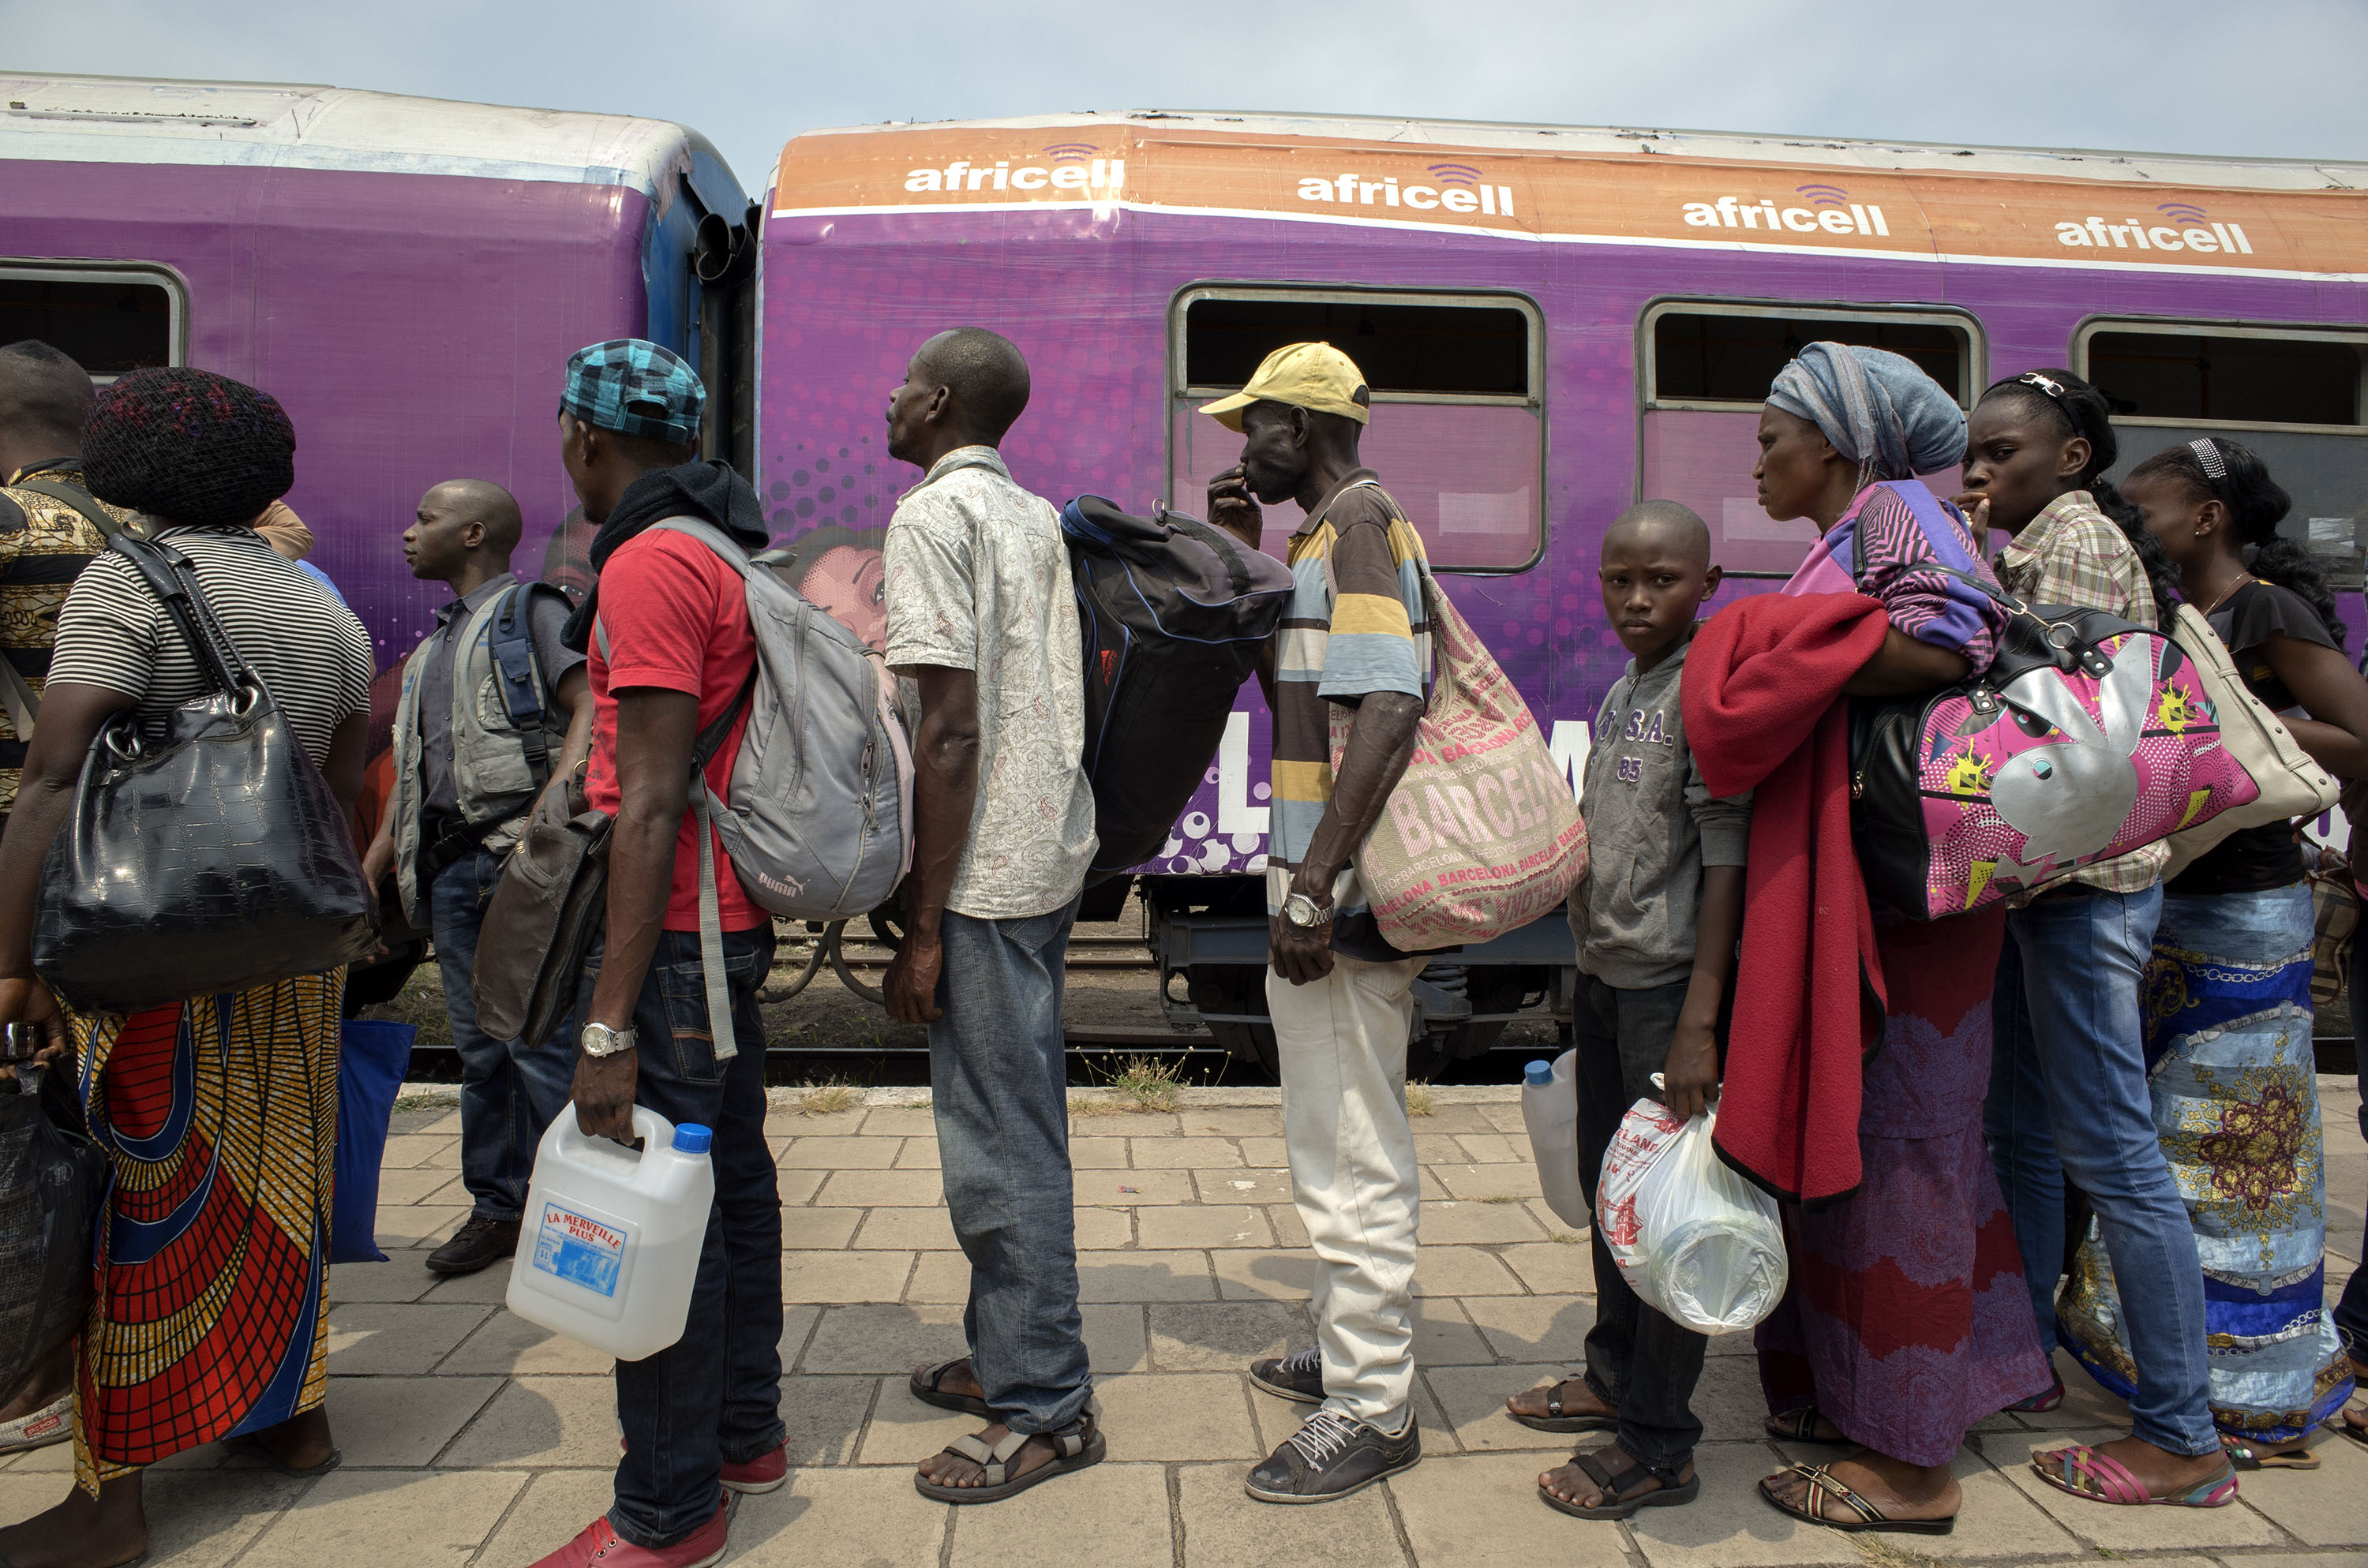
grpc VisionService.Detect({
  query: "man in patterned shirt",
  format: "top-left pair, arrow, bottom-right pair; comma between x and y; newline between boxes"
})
0,342 -> 125,828
1204,343 -> 1434,1503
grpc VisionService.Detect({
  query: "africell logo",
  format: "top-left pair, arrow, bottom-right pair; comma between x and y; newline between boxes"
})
1680,183 -> 1890,238
1295,163 -> 1519,219
2052,203 -> 2254,256
902,143 -> 1124,196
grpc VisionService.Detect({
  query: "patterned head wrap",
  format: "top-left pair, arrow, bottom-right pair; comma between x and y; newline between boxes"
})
560,339 -> 705,443
82,367 -> 295,529
1766,342 -> 1967,485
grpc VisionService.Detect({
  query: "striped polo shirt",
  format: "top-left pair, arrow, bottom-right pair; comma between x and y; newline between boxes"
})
1266,470 -> 1433,960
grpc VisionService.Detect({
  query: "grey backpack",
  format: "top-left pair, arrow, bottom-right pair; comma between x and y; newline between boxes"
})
601,516 -> 913,1053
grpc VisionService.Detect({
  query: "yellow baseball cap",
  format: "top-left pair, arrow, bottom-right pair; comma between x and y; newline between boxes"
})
1199,342 -> 1372,432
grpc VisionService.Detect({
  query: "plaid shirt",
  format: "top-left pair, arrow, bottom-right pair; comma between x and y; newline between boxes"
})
1994,490 -> 2167,899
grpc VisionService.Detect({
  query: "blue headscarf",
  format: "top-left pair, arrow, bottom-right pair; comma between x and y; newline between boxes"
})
1766,342 -> 1966,485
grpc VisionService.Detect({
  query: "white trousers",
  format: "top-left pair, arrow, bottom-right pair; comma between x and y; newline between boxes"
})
1268,951 -> 1427,1424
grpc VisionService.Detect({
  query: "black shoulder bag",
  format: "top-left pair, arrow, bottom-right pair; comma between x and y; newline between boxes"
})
32,534 -> 379,1014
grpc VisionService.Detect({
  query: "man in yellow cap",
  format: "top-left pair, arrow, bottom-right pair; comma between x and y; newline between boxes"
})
1203,342 -> 1436,1503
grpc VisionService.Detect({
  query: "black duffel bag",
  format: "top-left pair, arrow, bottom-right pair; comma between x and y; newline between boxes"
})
1059,497 -> 1295,881
32,534 -> 379,1014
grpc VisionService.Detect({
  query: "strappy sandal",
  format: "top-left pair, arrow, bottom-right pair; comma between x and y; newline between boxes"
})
2336,1405 -> 2368,1450
2029,1443 -> 2238,1507
909,1357 -> 993,1418
1759,1461 -> 1954,1536
2220,1433 -> 2318,1471
1509,1376 -> 1618,1434
2007,1372 -> 2066,1413
1763,1406 -> 1851,1445
222,1432 -> 343,1479
914,1411 -> 1105,1505
1538,1444 -> 1699,1520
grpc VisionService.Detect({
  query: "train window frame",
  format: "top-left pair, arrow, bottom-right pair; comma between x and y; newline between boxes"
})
0,260 -> 188,381
1167,282 -> 1549,576
2070,316 -> 2368,436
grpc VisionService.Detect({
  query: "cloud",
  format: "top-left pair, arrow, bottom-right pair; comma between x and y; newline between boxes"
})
6,0 -> 2365,190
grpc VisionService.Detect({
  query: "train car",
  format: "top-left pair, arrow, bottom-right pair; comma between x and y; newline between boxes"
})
0,71 -> 755,674
754,110 -> 2368,1078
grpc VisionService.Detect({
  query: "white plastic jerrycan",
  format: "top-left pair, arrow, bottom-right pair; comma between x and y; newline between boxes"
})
507,1106 -> 714,1360
1521,1050 -> 1590,1229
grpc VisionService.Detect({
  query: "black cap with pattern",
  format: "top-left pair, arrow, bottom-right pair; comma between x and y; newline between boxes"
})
83,367 -> 295,530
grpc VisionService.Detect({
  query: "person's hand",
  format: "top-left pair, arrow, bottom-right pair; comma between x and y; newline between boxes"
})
570,1044 -> 639,1143
1268,910 -> 1336,987
1208,465 -> 1263,551
884,930 -> 945,1025
1660,1015 -> 1721,1121
0,978 -> 71,1087
1953,494 -> 1991,541
361,833 -> 393,893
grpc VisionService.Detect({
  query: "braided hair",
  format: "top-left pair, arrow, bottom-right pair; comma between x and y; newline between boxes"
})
82,366 -> 294,530
2128,436 -> 2340,644
1977,368 -> 2179,624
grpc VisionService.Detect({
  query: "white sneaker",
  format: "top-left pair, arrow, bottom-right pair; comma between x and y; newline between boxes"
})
0,1390 -> 73,1454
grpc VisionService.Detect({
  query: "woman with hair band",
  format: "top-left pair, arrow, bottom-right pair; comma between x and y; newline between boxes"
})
2056,436 -> 2368,1476
1958,372 -> 2230,1504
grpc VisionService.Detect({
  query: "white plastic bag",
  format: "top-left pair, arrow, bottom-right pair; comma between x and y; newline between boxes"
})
1595,1098 -> 1787,1333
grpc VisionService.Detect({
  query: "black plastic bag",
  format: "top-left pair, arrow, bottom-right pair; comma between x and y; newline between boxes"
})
0,1081 -> 106,1401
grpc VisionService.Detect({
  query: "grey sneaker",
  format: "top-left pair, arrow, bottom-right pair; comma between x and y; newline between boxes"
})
1245,1409 -> 1420,1503
1248,1345 -> 1325,1404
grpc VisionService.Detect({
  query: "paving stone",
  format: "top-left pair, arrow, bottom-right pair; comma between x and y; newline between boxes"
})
375,1203 -> 469,1248
1074,1168 -> 1197,1206
947,1459 -> 1172,1568
1695,1351 -> 1783,1443
1175,1459 -> 1405,1566
1462,1293 -> 1599,1362
1198,1167 -> 1295,1204
906,1251 -> 972,1303
380,1133 -> 459,1169
1498,1240 -> 1594,1295
1147,1300 -> 1310,1371
1409,1244 -> 1523,1296
769,1108 -> 867,1136
1212,1247 -> 1313,1302
1071,1136 -> 1131,1169
860,1106 -> 939,1136
322,1374 -> 503,1467
1183,1109 -> 1283,1137
1427,1163 -> 1543,1201
774,1167 -> 827,1205
856,1380 -> 990,1465
419,1259 -> 519,1304
1414,1135 -> 1470,1165
1767,1439 -> 2084,1561
375,1165 -> 466,1205
1268,1203 -> 1310,1248
1238,1136 -> 1289,1166
853,1207 -> 959,1249
802,1303 -> 969,1374
1523,1198 -> 1590,1241
729,1462 -> 951,1566
0,1467 -> 304,1566
779,1134 -> 901,1169
325,1255 -> 441,1303
1076,1206 -> 1135,1249
1136,1203 -> 1275,1249
1425,1363 -> 1585,1452
894,1137 -> 942,1169
2201,1421 -> 2368,1544
1388,1450 -> 1632,1567
1410,1300 -> 1497,1365
2009,1349 -> 2134,1430
414,1110 -> 463,1136
1085,1303 -> 1151,1374
779,1303 -> 822,1362
325,1300 -> 493,1375
781,1373 -> 876,1466
1410,1105 -> 1501,1134
1129,1136 -> 1245,1169
783,1249 -> 915,1303
1085,1112 -> 1183,1136
440,1308 -> 616,1375
1991,1425 -> 2280,1549
241,1468 -> 526,1568
1079,1249 -> 1216,1302
1478,1102 -> 1530,1134
474,1469 -> 618,1568
1097,1372 -> 1265,1460
782,1206 -> 866,1248
440,1375 -> 624,1469
1626,1442 -> 1862,1566
813,1169 -> 946,1207
1420,1199 -> 1549,1245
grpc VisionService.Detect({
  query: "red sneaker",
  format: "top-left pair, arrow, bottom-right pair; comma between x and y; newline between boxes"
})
529,1499 -> 729,1567
721,1443 -> 788,1495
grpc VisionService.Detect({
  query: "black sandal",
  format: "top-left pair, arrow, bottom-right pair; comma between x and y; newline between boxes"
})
1759,1462 -> 1955,1536
1764,1405 -> 1851,1444
1509,1376 -> 1618,1434
909,1357 -> 993,1418
1537,1444 -> 1699,1521
914,1411 -> 1105,1504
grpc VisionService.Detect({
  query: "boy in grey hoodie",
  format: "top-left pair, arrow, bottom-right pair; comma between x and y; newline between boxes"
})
1517,501 -> 1750,1521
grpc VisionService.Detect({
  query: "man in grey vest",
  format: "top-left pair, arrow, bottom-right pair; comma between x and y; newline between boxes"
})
362,479 -> 594,1275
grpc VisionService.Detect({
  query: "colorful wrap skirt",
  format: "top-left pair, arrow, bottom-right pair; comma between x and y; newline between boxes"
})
2059,882 -> 2355,1443
69,971 -> 343,1495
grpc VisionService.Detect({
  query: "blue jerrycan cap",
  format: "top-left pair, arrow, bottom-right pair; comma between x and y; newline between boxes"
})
672,1123 -> 714,1155
1523,1060 -> 1554,1087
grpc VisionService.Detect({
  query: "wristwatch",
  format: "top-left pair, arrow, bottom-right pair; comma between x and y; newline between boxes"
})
1283,891 -> 1334,930
579,1021 -> 636,1059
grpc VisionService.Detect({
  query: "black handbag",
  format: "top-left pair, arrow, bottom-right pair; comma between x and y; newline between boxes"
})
32,534 -> 379,1013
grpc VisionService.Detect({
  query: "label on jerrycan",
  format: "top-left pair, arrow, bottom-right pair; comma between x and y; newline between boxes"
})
532,1199 -> 631,1297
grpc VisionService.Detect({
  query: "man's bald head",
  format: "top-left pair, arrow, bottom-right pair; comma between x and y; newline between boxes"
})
0,340 -> 97,460
1604,500 -> 1711,569
916,327 -> 1031,444
427,478 -> 523,556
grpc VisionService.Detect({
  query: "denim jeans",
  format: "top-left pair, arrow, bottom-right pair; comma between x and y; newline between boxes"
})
929,896 -> 1092,1434
1572,972 -> 1708,1469
575,925 -> 784,1548
1984,882 -> 2218,1457
429,844 -> 576,1222
2340,937 -> 2368,1368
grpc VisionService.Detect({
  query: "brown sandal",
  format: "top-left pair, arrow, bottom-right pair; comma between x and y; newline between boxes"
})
1510,1376 -> 1618,1434
909,1357 -> 993,1418
914,1411 -> 1104,1504
1764,1406 -> 1851,1444
1760,1462 -> 1955,1536
1538,1445 -> 1699,1520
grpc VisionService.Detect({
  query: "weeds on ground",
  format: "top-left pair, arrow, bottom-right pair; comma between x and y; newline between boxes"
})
789,1076 -> 863,1117
1480,1196 -> 1517,1204
1405,1085 -> 1437,1117
1852,1534 -> 1941,1568
391,1093 -> 453,1114
1070,1054 -> 1183,1117
1548,1230 -> 1585,1244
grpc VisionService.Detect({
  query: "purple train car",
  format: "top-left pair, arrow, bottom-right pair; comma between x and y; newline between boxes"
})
757,110 -> 2368,1076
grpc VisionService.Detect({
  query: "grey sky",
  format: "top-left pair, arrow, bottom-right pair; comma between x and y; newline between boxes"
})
8,0 -> 2366,193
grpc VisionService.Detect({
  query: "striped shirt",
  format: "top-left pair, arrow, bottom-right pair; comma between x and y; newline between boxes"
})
1266,470 -> 1433,960
51,525 -> 374,769
0,461 -> 127,811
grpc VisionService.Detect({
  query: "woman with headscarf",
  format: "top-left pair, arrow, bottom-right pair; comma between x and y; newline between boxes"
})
1722,343 -> 2057,1532
0,368 -> 376,1568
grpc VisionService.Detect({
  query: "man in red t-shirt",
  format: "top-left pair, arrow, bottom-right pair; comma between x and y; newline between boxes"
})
527,340 -> 783,1568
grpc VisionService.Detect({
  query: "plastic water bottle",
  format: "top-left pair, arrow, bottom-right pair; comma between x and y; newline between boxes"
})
507,1106 -> 714,1360
1521,1050 -> 1589,1229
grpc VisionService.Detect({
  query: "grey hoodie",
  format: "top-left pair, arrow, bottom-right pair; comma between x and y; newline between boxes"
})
1572,628 -> 1753,990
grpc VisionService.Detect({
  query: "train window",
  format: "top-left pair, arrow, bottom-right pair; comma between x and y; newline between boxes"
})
1171,286 -> 1545,572
2075,323 -> 2366,429
1638,300 -> 1988,576
0,266 -> 183,379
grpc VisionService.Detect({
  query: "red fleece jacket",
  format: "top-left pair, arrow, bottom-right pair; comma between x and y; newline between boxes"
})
1682,591 -> 1893,1207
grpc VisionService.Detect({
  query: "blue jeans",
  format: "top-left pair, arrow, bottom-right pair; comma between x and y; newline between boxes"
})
1984,883 -> 2218,1457
575,926 -> 784,1548
929,896 -> 1092,1434
429,844 -> 576,1222
1572,973 -> 1708,1470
